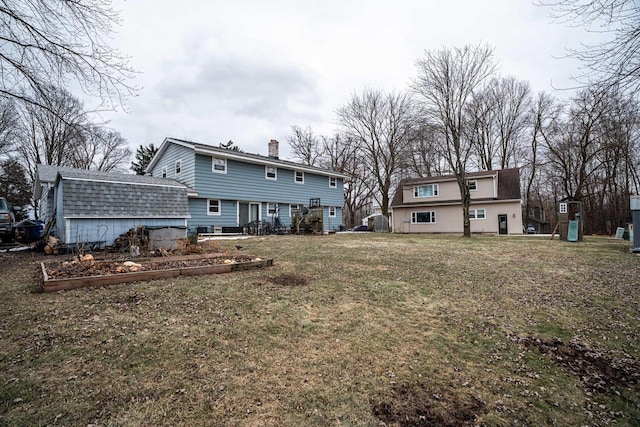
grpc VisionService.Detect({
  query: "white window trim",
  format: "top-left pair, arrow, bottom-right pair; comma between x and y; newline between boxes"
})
289,204 -> 302,217
329,176 -> 337,188
413,184 -> 439,198
467,180 -> 478,191
265,166 -> 277,180
207,199 -> 221,216
267,202 -> 278,216
329,206 -> 336,217
294,171 -> 304,184
559,202 -> 568,214
161,165 -> 167,178
212,157 -> 227,174
469,208 -> 486,220
175,159 -> 182,176
411,211 -> 436,224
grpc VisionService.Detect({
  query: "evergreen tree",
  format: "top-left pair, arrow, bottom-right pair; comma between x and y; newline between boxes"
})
131,144 -> 158,175
0,159 -> 30,221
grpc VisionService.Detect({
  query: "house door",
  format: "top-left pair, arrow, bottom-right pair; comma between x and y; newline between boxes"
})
239,202 -> 260,225
498,214 -> 508,235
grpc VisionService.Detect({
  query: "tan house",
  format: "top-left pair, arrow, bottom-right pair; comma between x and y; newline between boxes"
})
391,168 -> 523,235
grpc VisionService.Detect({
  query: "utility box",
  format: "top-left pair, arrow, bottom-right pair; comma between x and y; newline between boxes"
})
631,196 -> 640,253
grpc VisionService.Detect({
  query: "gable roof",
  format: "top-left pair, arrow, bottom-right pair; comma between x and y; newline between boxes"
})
391,168 -> 521,207
146,137 -> 349,179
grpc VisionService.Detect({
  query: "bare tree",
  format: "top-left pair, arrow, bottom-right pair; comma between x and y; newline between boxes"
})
401,122 -> 448,177
319,133 -> 372,227
16,85 -> 87,186
411,44 -> 497,237
0,99 -> 18,158
0,0 -> 137,112
539,0 -> 640,93
337,88 -> 415,217
523,91 -> 562,229
70,126 -> 132,172
286,125 -> 322,166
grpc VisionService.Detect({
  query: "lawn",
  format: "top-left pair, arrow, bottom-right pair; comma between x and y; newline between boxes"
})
1,234 -> 638,426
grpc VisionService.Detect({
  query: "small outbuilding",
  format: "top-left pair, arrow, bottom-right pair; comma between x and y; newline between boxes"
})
36,166 -> 190,247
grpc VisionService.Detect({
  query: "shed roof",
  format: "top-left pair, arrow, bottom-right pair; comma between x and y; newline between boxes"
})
54,168 -> 190,218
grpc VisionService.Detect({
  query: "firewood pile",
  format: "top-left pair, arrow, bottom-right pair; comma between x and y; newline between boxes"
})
43,235 -> 61,255
110,226 -> 148,253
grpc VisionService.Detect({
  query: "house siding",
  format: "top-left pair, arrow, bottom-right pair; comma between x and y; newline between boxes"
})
65,218 -> 187,246
188,198 -> 239,230
193,154 -> 343,206
392,201 -> 522,234
151,143 -> 195,188
404,175 -> 497,203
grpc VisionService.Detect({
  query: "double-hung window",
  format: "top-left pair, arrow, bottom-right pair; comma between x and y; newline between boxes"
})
413,184 -> 438,198
467,180 -> 478,191
411,211 -> 436,223
267,203 -> 278,216
161,166 -> 167,178
329,206 -> 336,217
212,157 -> 226,173
295,171 -> 304,184
207,199 -> 221,215
175,160 -> 182,175
329,177 -> 337,188
265,166 -> 277,180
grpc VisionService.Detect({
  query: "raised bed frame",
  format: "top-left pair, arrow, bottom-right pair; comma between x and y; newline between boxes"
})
40,253 -> 273,292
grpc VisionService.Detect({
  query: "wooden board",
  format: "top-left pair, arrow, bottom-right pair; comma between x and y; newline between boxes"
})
41,256 -> 273,293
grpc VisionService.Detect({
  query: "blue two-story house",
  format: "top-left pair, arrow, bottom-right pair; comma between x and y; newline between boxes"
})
146,138 -> 347,233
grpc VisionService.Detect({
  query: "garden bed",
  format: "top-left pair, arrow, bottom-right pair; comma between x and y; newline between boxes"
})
40,253 -> 273,292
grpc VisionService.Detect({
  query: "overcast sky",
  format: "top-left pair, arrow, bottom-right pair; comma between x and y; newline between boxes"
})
101,0 -> 599,160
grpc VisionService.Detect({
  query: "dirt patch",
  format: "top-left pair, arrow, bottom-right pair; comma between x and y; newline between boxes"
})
516,336 -> 639,393
371,381 -> 485,426
267,274 -> 309,287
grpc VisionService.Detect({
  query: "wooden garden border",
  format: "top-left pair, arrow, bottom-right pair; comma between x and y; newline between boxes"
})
41,255 -> 273,292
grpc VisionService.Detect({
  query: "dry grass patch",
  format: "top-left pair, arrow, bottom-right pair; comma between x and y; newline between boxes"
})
1,234 -> 639,426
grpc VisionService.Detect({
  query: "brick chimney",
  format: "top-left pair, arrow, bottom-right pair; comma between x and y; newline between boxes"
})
268,139 -> 279,159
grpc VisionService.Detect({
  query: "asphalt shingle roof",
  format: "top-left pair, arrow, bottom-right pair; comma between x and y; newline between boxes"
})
42,166 -> 190,218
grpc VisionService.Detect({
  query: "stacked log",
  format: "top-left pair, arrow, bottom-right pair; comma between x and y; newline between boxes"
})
43,235 -> 61,255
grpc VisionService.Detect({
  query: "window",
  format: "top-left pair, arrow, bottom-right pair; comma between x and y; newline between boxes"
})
175,160 -> 181,175
161,166 -> 167,178
329,177 -> 337,188
411,211 -> 436,223
207,199 -> 221,215
413,184 -> 438,198
212,157 -> 226,173
469,209 -> 486,219
467,180 -> 478,191
295,171 -> 304,184
329,206 -> 336,217
265,166 -> 277,180
559,202 -> 567,214
267,203 -> 278,216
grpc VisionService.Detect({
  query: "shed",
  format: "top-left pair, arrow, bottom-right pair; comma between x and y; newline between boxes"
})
50,168 -> 190,246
